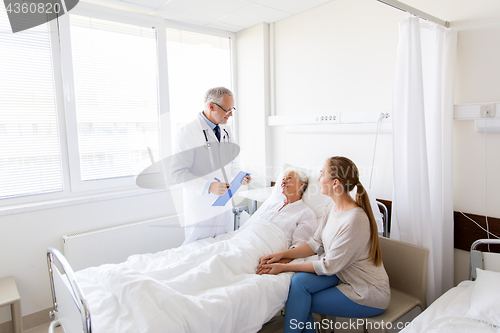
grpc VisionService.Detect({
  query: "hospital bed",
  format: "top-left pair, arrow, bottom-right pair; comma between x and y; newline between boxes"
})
399,238 -> 500,333
46,165 -> 333,333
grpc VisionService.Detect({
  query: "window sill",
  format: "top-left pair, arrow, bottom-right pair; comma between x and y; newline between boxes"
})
0,188 -> 169,217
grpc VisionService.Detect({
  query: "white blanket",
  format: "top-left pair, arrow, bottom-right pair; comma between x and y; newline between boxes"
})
401,281 -> 500,333
76,220 -> 294,333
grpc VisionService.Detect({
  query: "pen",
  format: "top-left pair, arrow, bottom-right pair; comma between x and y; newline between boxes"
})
214,177 -> 230,188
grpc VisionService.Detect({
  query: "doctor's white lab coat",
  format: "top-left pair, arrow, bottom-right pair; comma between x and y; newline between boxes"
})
171,114 -> 241,242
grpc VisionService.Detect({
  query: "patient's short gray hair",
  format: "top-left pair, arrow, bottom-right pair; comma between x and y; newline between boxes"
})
282,168 -> 309,196
204,87 -> 233,108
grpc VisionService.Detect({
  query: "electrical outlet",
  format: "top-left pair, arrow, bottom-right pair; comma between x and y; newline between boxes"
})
316,115 -> 336,123
480,104 -> 496,118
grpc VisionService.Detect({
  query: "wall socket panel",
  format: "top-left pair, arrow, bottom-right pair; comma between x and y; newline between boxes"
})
480,104 -> 496,118
315,115 -> 337,123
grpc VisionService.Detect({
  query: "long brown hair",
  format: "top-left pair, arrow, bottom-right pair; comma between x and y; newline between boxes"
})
326,156 -> 382,266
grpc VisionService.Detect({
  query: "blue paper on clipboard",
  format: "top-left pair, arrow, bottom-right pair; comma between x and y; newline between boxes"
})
212,171 -> 250,206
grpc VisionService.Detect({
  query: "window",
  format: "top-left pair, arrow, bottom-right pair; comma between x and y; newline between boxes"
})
68,15 -> 160,183
0,6 -> 63,199
166,29 -> 232,137
0,4 -> 235,205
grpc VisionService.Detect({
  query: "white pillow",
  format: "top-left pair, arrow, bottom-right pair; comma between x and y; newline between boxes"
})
272,163 -> 332,219
466,268 -> 500,327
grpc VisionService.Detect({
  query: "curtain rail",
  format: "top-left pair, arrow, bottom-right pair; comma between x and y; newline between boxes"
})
377,0 -> 450,28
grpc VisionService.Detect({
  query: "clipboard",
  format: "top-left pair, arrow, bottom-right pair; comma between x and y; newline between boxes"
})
212,171 -> 250,206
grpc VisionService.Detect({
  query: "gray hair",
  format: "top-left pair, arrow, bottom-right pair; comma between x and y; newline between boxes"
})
204,87 -> 233,108
282,168 -> 309,195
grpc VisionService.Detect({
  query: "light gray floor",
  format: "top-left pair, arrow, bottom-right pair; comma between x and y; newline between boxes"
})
28,319 -> 363,333
26,319 -> 365,333
24,322 -> 62,333
28,313 -> 416,333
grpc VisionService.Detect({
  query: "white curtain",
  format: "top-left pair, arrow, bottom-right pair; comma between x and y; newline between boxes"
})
391,16 -> 457,304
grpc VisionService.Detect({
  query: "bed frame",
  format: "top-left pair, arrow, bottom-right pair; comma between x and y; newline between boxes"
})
47,247 -> 92,333
469,238 -> 500,280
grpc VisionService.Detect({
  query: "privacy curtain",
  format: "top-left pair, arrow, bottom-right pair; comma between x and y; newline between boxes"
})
391,16 -> 457,304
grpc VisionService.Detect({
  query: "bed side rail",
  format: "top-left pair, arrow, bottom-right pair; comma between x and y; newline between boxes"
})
376,201 -> 389,238
469,239 -> 500,280
47,247 -> 92,333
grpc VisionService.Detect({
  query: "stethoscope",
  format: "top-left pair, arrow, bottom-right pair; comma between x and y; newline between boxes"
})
203,128 -> 230,149
202,126 -> 231,189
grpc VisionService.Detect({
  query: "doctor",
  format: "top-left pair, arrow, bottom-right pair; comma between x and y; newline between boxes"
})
171,87 -> 251,244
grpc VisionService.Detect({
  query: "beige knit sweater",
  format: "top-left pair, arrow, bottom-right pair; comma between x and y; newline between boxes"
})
306,202 -> 391,309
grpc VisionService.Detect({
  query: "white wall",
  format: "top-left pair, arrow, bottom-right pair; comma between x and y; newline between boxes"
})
235,23 -> 274,189
453,19 -> 500,218
271,0 -> 405,200
0,191 -> 178,325
452,18 -> 500,285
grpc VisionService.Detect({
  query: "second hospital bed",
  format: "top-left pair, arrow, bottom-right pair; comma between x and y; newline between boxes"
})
399,238 -> 500,333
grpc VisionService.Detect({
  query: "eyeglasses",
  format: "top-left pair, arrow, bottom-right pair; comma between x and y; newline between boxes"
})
213,102 -> 236,114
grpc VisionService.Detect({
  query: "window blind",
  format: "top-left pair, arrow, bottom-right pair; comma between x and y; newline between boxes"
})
69,15 -> 160,181
166,29 -> 232,136
0,7 -> 63,199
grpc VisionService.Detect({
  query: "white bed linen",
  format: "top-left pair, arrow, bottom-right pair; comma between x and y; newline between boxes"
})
76,220 -> 295,333
401,280 -> 500,333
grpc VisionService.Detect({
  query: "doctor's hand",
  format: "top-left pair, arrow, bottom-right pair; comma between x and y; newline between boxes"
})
209,182 -> 231,195
241,175 -> 252,186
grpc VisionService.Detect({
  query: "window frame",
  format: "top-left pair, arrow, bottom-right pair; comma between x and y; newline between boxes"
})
0,2 -> 237,211
58,7 -> 166,192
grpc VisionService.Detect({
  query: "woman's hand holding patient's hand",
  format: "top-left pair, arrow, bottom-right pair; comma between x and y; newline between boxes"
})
257,252 -> 287,275
257,263 -> 285,275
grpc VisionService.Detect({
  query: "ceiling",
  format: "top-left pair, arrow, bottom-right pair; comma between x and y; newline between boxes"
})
82,0 -> 335,32
82,0 -> 500,32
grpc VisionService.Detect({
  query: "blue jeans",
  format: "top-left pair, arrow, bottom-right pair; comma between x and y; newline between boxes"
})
284,272 -> 385,333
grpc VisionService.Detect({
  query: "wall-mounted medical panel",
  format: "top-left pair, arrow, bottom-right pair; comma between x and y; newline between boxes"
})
285,123 -> 392,134
267,111 -> 391,133
454,102 -> 500,120
475,119 -> 500,133
454,102 -> 500,133
267,114 -> 338,126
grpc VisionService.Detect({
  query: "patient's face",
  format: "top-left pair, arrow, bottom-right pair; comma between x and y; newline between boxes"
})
318,164 -> 335,196
281,171 -> 303,197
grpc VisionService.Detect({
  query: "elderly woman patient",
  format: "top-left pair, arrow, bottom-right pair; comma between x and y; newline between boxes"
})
241,168 -> 317,248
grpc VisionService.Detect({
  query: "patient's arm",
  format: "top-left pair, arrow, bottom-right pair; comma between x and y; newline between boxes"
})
258,243 -> 315,267
258,261 -> 315,275
256,258 -> 293,275
290,211 -> 317,248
